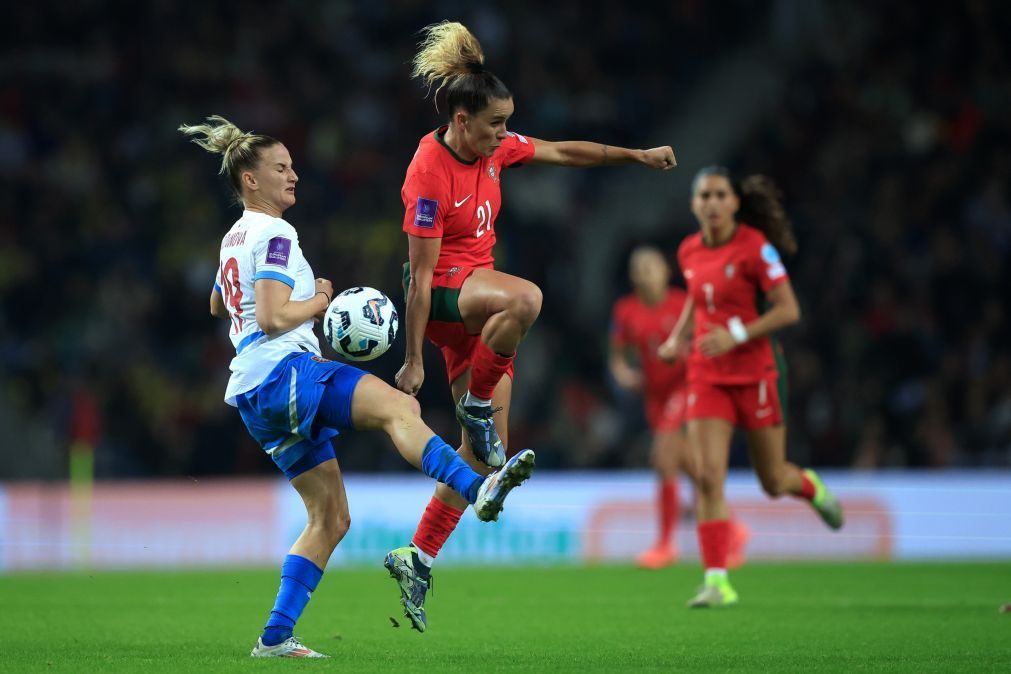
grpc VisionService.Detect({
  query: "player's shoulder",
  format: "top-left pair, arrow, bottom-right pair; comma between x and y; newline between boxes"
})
405,134 -> 452,185
613,293 -> 638,314
666,286 -> 689,304
736,224 -> 787,267
735,223 -> 769,248
677,232 -> 704,258
409,131 -> 450,170
243,211 -> 297,244
502,130 -> 531,148
262,214 -> 297,238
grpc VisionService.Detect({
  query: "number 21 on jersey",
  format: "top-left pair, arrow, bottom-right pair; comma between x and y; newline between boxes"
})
475,199 -> 494,238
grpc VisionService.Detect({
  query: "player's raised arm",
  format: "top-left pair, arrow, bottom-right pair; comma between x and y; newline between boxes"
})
528,137 -> 676,170
396,234 -> 442,396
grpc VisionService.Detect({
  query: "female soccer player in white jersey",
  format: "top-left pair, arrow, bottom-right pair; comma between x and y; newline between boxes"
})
180,115 -> 535,658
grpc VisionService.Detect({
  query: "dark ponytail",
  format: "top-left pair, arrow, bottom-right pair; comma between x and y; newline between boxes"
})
738,175 -> 797,255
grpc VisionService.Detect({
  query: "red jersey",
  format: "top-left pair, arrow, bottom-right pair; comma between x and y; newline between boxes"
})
402,127 -> 536,276
611,288 -> 688,400
677,224 -> 789,384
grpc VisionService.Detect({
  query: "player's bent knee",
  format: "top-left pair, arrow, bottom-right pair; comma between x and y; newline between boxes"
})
357,378 -> 422,431
385,389 -> 422,423
403,392 -> 422,418
510,284 -> 543,327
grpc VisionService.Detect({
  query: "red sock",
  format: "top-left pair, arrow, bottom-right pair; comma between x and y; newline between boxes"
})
658,479 -> 679,546
798,471 -> 816,501
697,519 -> 731,570
412,497 -> 465,559
468,342 -> 514,400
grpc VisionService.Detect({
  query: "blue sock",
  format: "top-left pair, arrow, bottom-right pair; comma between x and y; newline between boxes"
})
261,554 -> 324,646
421,436 -> 484,504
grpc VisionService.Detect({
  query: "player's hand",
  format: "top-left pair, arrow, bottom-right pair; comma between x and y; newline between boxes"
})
642,146 -> 677,170
314,278 -> 333,317
315,278 -> 333,300
396,360 -> 425,396
699,324 -> 736,357
612,365 -> 643,392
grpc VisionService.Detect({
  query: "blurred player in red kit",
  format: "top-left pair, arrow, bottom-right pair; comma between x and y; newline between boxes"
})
659,167 -> 844,607
611,246 -> 748,569
385,21 -> 677,631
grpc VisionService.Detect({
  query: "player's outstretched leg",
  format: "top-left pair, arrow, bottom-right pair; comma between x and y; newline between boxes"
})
349,374 -> 534,520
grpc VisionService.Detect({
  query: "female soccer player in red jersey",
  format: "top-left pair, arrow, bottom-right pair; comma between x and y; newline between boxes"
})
611,246 -> 747,570
384,21 -> 676,631
659,167 -> 843,608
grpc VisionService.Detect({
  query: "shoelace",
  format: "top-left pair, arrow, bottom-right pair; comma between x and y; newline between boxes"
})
284,637 -> 311,652
464,404 -> 504,422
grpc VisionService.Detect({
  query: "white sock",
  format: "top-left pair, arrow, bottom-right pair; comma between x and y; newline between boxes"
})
411,543 -> 434,568
463,390 -> 492,407
704,568 -> 727,583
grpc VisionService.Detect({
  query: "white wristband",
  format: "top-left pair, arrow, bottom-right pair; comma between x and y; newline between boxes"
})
727,317 -> 748,344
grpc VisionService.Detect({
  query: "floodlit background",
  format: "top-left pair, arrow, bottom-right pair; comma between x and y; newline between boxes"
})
1,1 -> 1009,569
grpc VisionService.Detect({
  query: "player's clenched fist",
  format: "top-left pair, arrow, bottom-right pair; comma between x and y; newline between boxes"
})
642,146 -> 677,170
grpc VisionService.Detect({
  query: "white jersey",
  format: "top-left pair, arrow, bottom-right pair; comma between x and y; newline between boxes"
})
215,210 -> 321,405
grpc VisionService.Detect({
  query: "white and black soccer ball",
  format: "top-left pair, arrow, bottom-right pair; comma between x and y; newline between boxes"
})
322,287 -> 399,361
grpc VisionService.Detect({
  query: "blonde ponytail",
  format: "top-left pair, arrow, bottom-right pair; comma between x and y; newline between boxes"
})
412,21 -> 486,100
178,115 -> 278,200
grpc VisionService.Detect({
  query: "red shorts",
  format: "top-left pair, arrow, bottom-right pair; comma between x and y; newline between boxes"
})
685,374 -> 783,430
644,385 -> 687,432
403,263 -> 516,386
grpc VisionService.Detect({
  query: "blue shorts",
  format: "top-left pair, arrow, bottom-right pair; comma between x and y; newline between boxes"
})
236,352 -> 368,479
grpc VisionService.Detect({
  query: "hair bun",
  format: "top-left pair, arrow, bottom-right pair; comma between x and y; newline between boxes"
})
225,132 -> 249,153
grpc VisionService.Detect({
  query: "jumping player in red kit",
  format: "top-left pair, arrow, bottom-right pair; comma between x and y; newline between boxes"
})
611,246 -> 747,569
659,167 -> 843,608
384,21 -> 677,631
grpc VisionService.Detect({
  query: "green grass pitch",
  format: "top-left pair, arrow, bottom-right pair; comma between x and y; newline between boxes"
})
2,562 -> 1008,672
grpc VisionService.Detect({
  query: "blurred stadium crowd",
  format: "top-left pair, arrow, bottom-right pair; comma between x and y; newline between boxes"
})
1,1 -> 1008,478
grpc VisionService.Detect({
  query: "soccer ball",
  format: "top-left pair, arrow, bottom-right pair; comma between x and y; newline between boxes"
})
322,287 -> 399,361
